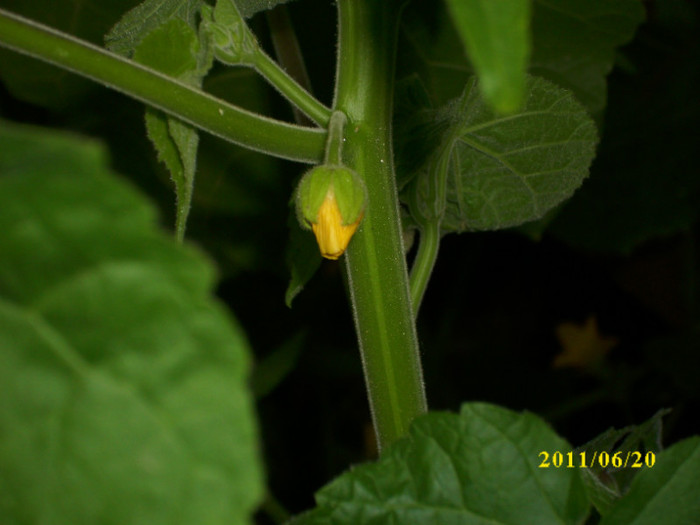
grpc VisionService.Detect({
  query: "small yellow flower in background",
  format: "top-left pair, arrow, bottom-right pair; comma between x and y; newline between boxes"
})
553,315 -> 618,370
296,164 -> 367,260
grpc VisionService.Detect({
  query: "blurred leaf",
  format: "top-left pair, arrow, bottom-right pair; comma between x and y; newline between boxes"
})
292,403 -> 589,525
0,120 -> 263,524
443,0 -> 530,114
250,331 -> 304,398
285,205 -> 322,307
601,437 -> 700,525
0,0 -> 137,109
646,326 -> 700,397
105,0 -> 203,56
393,74 -> 448,190
404,75 -> 598,232
398,5 -> 473,107
530,0 -> 645,120
548,17 -> 700,253
399,0 -> 643,119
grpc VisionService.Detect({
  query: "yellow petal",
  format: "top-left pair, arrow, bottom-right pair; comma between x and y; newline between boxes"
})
311,192 -> 361,260
553,315 -> 618,370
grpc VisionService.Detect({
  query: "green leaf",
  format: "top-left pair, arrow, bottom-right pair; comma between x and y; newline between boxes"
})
250,331 -> 304,398
547,12 -> 699,253
601,437 -> 700,525
132,17 -> 211,240
0,120 -> 263,524
285,206 -> 322,307
574,409 -> 670,516
132,17 -> 200,78
398,0 -> 644,121
444,0 -> 531,114
144,109 -> 200,240
530,0 -> 645,119
292,403 -> 589,524
105,0 -> 203,57
397,5 -> 473,107
405,75 -> 598,232
234,0 -> 296,18
210,0 -> 260,65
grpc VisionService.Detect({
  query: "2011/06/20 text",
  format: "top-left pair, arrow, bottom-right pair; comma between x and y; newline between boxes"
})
538,450 -> 656,469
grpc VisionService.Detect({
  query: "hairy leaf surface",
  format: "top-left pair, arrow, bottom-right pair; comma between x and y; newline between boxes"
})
405,76 -> 597,232
105,0 -> 202,56
292,403 -> 589,524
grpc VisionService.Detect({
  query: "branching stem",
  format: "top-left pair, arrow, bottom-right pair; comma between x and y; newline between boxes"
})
0,8 -> 325,163
252,47 -> 331,127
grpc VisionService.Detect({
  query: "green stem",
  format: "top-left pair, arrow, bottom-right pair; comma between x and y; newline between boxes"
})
0,8 -> 325,163
266,5 -> 316,126
253,47 -> 331,127
323,111 -> 347,165
409,221 -> 440,316
335,0 -> 427,452
408,147 -> 451,316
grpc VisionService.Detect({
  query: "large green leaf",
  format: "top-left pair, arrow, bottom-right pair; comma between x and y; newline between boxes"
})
443,0 -> 530,114
291,403 -> 589,524
398,0 -> 644,119
547,4 -> 700,253
404,75 -> 598,232
0,120 -> 263,524
397,5 -> 477,108
601,437 -> 700,525
530,0 -> 645,119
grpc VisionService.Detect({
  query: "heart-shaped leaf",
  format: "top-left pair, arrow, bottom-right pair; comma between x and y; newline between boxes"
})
404,75 -> 598,232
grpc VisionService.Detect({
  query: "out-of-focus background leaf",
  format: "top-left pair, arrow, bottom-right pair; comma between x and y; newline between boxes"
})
0,120 -> 263,524
443,0 -> 530,114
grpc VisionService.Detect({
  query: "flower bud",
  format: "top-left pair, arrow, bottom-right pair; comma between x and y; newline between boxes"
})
296,165 -> 367,260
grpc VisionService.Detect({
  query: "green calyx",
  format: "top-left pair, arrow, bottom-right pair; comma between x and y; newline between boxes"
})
208,0 -> 259,65
295,164 -> 367,228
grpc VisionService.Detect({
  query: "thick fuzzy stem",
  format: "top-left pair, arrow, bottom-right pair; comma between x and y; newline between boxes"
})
334,0 -> 427,452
